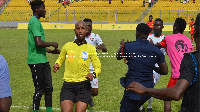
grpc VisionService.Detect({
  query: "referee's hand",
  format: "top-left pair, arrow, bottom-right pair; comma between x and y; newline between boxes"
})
53,64 -> 59,73
85,73 -> 93,81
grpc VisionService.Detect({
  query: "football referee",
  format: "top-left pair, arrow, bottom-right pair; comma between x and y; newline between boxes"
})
53,21 -> 101,112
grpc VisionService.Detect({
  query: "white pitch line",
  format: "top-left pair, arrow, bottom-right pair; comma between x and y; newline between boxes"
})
11,106 -> 109,112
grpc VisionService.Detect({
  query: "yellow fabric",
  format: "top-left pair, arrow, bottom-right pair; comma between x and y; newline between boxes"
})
55,41 -> 101,82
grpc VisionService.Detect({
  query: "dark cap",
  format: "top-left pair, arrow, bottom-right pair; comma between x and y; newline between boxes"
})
194,13 -> 200,27
136,23 -> 152,35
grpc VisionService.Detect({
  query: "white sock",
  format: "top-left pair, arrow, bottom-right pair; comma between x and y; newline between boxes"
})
147,97 -> 153,108
140,106 -> 144,110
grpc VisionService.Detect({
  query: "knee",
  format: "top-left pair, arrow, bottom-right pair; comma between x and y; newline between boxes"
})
0,97 -> 12,112
34,92 -> 43,100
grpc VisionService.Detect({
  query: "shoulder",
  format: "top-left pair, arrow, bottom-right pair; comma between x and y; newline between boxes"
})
63,41 -> 74,47
165,34 -> 173,40
86,43 -> 96,50
0,55 -> 7,68
123,41 -> 136,47
148,34 -> 154,38
91,33 -> 100,38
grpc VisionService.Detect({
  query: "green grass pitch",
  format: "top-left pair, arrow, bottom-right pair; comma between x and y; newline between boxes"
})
0,29 -> 195,112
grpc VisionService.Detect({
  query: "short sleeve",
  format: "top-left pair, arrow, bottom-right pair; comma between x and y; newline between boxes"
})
32,21 -> 42,37
179,54 -> 195,83
160,38 -> 166,48
120,43 -> 127,57
95,34 -> 103,45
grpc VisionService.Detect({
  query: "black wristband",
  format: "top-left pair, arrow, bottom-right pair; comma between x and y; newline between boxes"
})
93,72 -> 96,78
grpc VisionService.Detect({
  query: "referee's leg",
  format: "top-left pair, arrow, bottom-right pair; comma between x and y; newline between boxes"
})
43,62 -> 53,111
29,64 -> 45,111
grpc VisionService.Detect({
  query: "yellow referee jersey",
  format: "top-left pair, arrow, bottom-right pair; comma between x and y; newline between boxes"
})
55,40 -> 101,82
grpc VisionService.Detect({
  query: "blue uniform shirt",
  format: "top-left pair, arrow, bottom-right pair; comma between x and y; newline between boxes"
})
0,55 -> 12,98
120,39 -> 165,100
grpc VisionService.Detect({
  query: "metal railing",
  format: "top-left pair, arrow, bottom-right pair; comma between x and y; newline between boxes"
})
0,9 -> 199,23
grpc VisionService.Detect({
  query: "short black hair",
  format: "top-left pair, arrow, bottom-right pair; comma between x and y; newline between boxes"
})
30,0 -> 44,12
149,15 -> 153,18
136,23 -> 152,35
83,18 -> 92,23
155,18 -> 163,25
174,18 -> 186,33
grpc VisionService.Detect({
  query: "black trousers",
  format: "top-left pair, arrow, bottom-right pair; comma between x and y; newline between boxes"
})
28,62 -> 53,110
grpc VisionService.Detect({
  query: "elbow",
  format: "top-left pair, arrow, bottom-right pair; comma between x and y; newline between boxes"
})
116,56 -> 122,60
103,49 -> 107,52
35,41 -> 42,47
174,91 -> 183,101
174,94 -> 182,101
162,70 -> 168,75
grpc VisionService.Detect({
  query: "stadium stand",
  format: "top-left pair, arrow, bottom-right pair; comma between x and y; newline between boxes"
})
0,0 -> 199,22
0,0 -> 148,22
143,1 -> 200,22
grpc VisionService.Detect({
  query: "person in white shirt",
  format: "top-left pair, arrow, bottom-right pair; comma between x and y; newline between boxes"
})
74,19 -> 107,107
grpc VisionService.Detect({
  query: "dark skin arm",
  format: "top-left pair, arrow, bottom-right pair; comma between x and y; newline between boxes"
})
46,48 -> 60,54
154,62 -> 168,75
96,43 -> 107,52
126,79 -> 189,101
116,39 -> 125,60
35,36 -> 58,48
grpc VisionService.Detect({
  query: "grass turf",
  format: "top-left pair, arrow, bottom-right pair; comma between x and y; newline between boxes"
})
0,29 -> 195,112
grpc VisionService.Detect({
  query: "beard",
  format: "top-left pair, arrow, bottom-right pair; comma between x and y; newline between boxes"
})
154,31 -> 160,37
86,31 -> 91,36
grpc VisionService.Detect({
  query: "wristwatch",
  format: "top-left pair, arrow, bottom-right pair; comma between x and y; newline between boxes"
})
93,72 -> 96,78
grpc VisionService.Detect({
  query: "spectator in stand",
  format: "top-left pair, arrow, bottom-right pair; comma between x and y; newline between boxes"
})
63,0 -> 66,8
109,0 -> 111,4
193,0 -> 195,3
143,0 -> 145,7
189,18 -> 195,42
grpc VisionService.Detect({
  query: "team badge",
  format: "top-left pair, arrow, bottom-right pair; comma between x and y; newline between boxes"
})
90,37 -> 94,41
82,52 -> 89,60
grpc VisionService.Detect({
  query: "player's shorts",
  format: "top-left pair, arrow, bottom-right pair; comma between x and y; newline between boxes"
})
153,70 -> 161,85
60,80 -> 91,104
167,77 -> 178,88
90,71 -> 98,88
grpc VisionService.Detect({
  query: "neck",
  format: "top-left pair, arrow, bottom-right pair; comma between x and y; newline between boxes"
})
33,13 -> 40,20
76,39 -> 85,43
154,32 -> 162,37
138,35 -> 148,40
196,44 -> 199,50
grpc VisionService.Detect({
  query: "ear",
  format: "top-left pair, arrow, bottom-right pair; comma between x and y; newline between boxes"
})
162,25 -> 164,29
35,8 -> 38,12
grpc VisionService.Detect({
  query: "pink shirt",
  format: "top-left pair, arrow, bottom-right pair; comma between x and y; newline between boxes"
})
165,33 -> 193,79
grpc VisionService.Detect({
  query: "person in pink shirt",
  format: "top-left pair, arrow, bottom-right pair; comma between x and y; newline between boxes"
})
156,18 -> 193,112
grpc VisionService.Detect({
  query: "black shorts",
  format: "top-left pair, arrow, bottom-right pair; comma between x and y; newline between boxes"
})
60,80 -> 91,104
